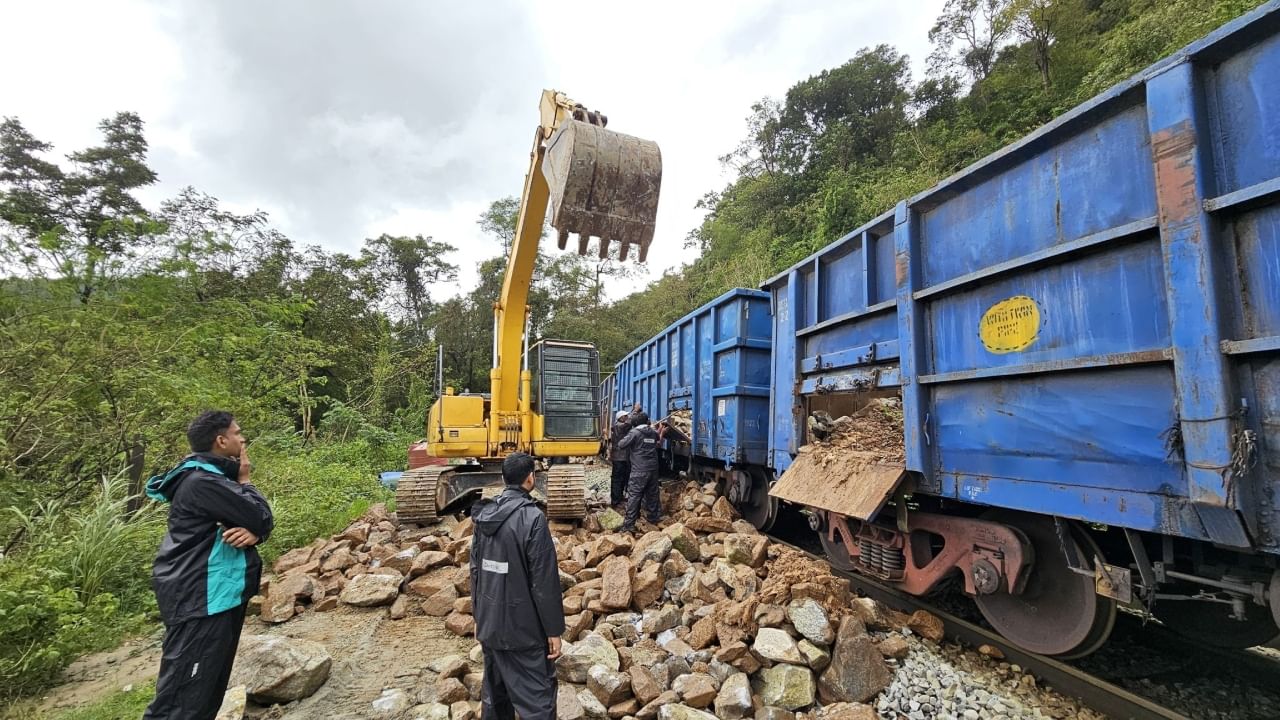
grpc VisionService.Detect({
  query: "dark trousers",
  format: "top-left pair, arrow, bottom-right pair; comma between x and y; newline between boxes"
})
144,604 -> 247,720
623,471 -> 661,527
482,645 -> 557,720
609,461 -> 630,505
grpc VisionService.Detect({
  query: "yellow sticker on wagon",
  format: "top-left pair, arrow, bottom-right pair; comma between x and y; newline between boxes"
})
980,295 -> 1041,353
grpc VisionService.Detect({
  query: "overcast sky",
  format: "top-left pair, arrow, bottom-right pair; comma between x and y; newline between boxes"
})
0,0 -> 945,299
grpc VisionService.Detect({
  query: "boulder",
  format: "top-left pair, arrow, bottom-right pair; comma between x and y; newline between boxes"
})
631,532 -> 673,568
756,664 -> 815,711
797,639 -> 831,671
637,691 -> 679,720
599,556 -> 635,610
390,594 -> 415,620
876,634 -> 909,660
557,684 -> 586,720
817,617 -> 890,704
684,517 -> 733,534
722,534 -> 767,567
557,633 -> 621,683
850,598 -> 898,631
663,524 -> 699,562
656,704 -> 717,720
907,609 -> 945,643
787,599 -> 834,645
671,673 -> 717,708
444,612 -> 475,636
712,672 -> 753,720
817,703 -> 877,720
756,708 -> 796,720
272,544 -> 318,575
711,496 -> 739,521
629,664 -> 662,705
410,550 -> 453,576
753,627 -> 804,664
564,610 -> 595,643
406,567 -> 462,598
371,688 -> 412,717
320,546 -> 356,573
632,563 -> 664,610
588,664 -> 632,706
587,534 -> 635,568
261,573 -> 317,623
428,654 -> 468,679
340,573 -> 401,607
608,699 -> 640,719
422,584 -> 459,616
451,700 -> 476,720
642,606 -> 680,635
687,615 -> 718,650
214,685 -> 246,720
230,635 -> 332,703
437,677 -> 468,704
598,509 -> 625,532
578,689 -> 609,720
381,547 -> 420,574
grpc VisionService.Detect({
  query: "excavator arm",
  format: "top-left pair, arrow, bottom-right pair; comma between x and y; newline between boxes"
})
488,90 -> 662,452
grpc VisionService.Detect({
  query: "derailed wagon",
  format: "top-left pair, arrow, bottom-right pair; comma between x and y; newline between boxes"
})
652,4 -> 1280,658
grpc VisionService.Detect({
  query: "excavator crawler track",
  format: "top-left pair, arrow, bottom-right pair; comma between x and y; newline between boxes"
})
395,465 -> 445,524
545,464 -> 587,520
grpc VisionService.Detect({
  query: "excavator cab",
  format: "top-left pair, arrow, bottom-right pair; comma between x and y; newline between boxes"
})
395,90 -> 662,525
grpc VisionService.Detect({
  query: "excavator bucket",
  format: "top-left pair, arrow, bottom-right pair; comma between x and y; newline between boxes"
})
542,119 -> 662,263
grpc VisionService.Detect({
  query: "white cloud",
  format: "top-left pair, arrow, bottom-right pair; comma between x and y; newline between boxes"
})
0,0 -> 946,299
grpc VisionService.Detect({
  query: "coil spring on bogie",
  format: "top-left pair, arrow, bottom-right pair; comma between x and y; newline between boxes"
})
858,537 -> 905,578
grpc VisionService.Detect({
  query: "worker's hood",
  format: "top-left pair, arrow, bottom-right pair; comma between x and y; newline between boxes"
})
145,453 -> 241,503
473,487 -> 537,537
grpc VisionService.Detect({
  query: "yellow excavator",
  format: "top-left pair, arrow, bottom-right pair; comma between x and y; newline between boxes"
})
396,90 -> 662,523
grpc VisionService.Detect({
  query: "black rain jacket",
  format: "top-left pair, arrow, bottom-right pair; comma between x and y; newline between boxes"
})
609,419 -> 632,464
470,487 -> 566,651
146,453 -> 274,625
617,424 -> 660,478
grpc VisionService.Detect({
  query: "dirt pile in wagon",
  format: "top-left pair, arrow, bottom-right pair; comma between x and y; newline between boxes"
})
805,397 -> 905,464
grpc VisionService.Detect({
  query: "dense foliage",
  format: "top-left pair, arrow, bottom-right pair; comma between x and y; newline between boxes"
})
0,0 -> 1263,708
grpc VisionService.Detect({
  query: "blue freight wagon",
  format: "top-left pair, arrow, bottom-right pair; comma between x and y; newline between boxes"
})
749,4 -> 1280,657
612,289 -> 775,524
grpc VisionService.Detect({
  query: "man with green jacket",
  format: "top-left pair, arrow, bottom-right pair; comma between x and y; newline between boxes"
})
143,410 -> 274,720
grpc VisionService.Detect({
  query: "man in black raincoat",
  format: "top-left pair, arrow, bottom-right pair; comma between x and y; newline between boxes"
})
616,411 -> 664,533
608,410 -> 631,507
143,411 -> 274,720
470,452 -> 566,720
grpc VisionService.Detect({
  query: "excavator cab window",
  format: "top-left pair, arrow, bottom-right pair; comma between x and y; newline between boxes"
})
531,340 -> 600,439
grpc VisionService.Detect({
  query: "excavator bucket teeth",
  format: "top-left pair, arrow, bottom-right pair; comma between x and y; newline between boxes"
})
542,119 -> 661,263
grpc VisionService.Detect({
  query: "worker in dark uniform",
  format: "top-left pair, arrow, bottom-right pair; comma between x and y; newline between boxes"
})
616,411 -> 663,532
144,411 -> 274,720
608,410 -> 631,507
471,452 -> 565,720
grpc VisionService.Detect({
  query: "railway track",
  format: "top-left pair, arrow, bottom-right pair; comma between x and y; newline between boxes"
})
764,532 -> 1188,720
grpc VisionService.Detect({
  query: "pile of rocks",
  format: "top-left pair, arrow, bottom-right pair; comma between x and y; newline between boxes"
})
249,479 -> 949,720
251,503 -> 477,637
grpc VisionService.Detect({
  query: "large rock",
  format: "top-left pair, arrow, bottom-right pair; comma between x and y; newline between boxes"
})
578,688 -> 609,720
410,550 -> 453,576
722,534 -> 766,567
756,664 -> 815,711
819,703 -> 878,720
629,664 -> 661,704
798,639 -> 831,671
711,496 -> 740,521
656,705 -> 717,720
437,677 -> 468,704
371,688 -> 412,717
687,615 -> 718,650
642,606 -> 680,635
684,516 -> 733,534
340,573 -> 401,607
599,556 -> 635,610
637,691 -> 679,720
713,673 -> 753,720
788,599 -> 834,645
422,584 -> 459,616
444,612 -> 475,636
406,566 -> 462,598
598,508 -> 625,532
631,532 -> 674,567
632,563 -> 664,610
320,546 -> 356,573
557,684 -> 586,720
215,685 -> 246,720
557,633 -> 621,683
587,534 -> 635,568
906,609 -> 945,643
588,664 -> 632,706
381,546 -> 420,574
230,635 -> 331,703
753,627 -> 804,664
876,635 -> 909,660
850,598 -> 899,631
818,617 -> 890,704
671,673 -> 717,708
272,543 -> 319,574
663,524 -> 699,562
564,610 -> 595,643
261,573 -> 317,623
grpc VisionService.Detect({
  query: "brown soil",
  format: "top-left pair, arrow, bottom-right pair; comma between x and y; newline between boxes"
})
757,547 -> 853,620
809,397 -> 905,464
242,606 -> 475,719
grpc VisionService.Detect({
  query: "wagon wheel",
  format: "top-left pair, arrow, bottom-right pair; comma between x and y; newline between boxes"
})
817,512 -> 856,573
974,512 -> 1116,658
738,467 -> 778,532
